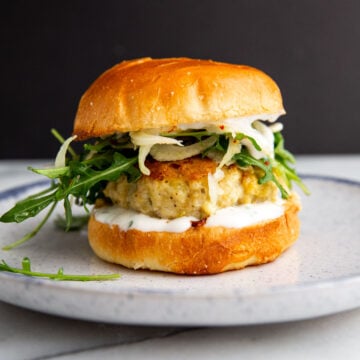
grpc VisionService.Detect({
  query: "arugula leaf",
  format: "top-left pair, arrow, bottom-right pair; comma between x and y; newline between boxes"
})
0,257 -> 120,281
233,151 -> 289,198
83,135 -> 132,152
0,131 -> 140,249
0,189 -> 58,223
274,131 -> 295,163
63,196 -> 73,231
64,154 -> 138,197
234,133 -> 262,151
273,132 -> 310,195
214,135 -> 228,152
1,153 -> 138,248
29,166 -> 70,179
2,201 -> 58,250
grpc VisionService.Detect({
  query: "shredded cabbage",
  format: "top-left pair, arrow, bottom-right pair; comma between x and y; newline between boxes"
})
269,122 -> 283,133
208,169 -> 224,203
54,135 -> 77,168
137,145 -> 152,175
130,131 -> 182,146
218,138 -> 241,169
130,130 -> 183,175
150,136 -> 217,161
252,121 -> 274,155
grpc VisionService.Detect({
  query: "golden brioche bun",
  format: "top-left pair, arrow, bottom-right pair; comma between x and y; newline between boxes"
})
88,194 -> 300,275
73,58 -> 285,140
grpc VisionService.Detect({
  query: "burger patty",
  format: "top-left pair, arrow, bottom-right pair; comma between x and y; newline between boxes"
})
103,157 -> 277,219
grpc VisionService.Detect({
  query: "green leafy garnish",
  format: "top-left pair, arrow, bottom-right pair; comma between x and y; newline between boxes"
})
0,132 -> 140,249
29,166 -> 70,179
0,257 -> 120,281
273,132 -> 310,195
233,151 -> 289,198
234,133 -> 262,151
2,201 -> 58,251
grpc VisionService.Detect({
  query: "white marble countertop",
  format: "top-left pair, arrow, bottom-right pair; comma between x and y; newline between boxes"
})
0,155 -> 360,360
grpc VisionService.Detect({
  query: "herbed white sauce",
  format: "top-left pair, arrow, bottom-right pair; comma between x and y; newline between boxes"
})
94,201 -> 284,233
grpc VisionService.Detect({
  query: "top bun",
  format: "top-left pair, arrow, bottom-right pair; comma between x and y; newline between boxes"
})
73,58 -> 285,140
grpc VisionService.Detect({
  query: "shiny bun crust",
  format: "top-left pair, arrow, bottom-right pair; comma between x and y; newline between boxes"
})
73,58 -> 285,140
88,195 -> 300,275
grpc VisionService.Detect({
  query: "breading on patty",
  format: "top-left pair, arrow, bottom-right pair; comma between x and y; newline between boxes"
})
103,157 -> 277,219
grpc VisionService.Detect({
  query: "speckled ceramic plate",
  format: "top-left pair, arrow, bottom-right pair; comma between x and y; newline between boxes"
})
0,176 -> 360,326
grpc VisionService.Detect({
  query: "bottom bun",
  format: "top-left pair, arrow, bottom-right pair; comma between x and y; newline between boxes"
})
88,194 -> 301,275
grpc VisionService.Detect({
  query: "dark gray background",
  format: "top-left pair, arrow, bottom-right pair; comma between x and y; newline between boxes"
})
1,0 -> 360,158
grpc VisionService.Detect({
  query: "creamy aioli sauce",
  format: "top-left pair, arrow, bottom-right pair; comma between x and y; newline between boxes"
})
94,201 -> 284,233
